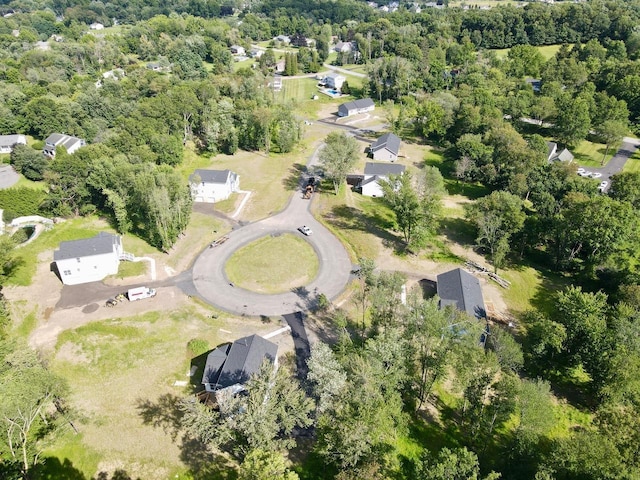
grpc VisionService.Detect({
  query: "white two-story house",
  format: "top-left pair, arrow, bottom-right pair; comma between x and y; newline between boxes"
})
189,169 -> 240,203
54,232 -> 125,285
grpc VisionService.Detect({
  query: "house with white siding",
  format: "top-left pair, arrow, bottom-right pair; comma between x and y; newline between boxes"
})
0,134 -> 26,154
338,98 -> 375,117
43,133 -> 85,157
322,72 -> 346,90
189,169 -> 240,203
54,232 -> 125,285
370,132 -> 401,162
360,162 -> 406,197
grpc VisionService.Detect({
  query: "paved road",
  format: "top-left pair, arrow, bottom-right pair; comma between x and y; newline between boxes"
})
191,152 -> 352,316
0,165 -> 19,189
577,137 -> 640,192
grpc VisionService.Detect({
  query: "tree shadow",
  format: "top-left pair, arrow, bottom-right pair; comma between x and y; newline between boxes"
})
326,204 -> 405,254
179,435 -> 238,480
439,217 -> 476,247
34,458 -> 86,480
136,393 -> 185,442
94,470 -> 142,480
282,162 -> 307,191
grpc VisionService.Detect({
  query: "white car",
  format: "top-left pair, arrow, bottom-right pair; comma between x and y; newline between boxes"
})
598,181 -> 608,192
298,225 -> 312,236
576,167 -> 586,175
579,170 -> 592,177
590,172 -> 603,179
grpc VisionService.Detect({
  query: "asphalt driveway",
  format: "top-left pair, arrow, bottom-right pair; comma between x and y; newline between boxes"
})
578,137 -> 640,192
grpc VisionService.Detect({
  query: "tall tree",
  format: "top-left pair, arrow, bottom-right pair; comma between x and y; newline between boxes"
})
319,132 -> 359,194
593,119 -> 626,165
465,191 -> 526,272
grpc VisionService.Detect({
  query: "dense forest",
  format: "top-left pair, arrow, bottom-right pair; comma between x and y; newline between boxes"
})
0,0 -> 638,479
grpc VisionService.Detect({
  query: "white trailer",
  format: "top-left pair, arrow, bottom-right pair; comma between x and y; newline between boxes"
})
127,286 -> 156,301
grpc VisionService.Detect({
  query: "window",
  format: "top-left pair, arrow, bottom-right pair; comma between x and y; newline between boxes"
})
63,270 -> 71,275
76,258 -> 81,263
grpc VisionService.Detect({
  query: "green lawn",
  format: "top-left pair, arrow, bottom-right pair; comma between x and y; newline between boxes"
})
572,139 -> 616,167
491,43 -> 568,61
624,148 -> 640,173
225,233 -> 319,293
279,77 -> 321,103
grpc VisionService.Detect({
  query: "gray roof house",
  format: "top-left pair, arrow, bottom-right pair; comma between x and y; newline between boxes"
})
547,141 -> 574,163
0,134 -> 26,153
43,133 -> 85,157
189,169 -> 240,203
437,268 -> 486,319
360,162 -> 406,197
202,334 -> 278,397
370,132 -> 401,162
338,98 -> 375,117
53,232 -> 125,285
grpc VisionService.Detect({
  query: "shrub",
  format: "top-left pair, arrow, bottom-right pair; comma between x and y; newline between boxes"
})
187,338 -> 211,357
0,188 -> 45,218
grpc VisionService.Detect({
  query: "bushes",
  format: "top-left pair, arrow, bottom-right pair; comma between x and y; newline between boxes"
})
0,188 -> 45,219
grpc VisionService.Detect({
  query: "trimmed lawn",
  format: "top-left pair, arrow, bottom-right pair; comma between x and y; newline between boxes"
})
280,77 -> 321,103
112,260 -> 147,279
572,139 -> 617,167
226,233 -> 319,293
623,148 -> 640,173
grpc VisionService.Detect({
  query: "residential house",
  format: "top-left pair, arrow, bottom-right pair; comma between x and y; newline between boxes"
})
436,268 -> 486,319
89,22 -> 104,30
189,169 -> 240,203
547,141 -> 574,163
370,132 -> 401,162
201,334 -> 278,400
95,68 -> 125,87
146,62 -> 171,73
334,41 -> 354,53
230,45 -> 246,56
323,72 -> 346,90
54,232 -> 125,285
43,133 -> 85,157
0,134 -> 26,154
338,98 -> 375,117
250,48 -> 264,58
360,162 -> 406,197
526,78 -> 542,93
275,59 -> 286,73
274,35 -> 291,44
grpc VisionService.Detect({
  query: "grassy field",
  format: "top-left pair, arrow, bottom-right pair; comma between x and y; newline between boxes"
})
225,233 -> 319,293
492,43 -> 567,60
624,149 -> 640,173
572,139 -> 616,167
39,304 -> 272,480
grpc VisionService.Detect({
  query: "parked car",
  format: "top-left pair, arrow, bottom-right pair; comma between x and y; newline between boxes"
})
298,225 -> 312,236
576,167 -> 586,175
598,181 -> 608,192
590,172 -> 603,178
578,170 -> 592,177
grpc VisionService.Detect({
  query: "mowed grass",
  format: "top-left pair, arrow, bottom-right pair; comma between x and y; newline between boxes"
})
42,306 -> 249,479
491,43 -> 567,60
624,148 -> 640,173
279,77 -> 321,103
225,233 -> 319,293
572,139 -> 616,167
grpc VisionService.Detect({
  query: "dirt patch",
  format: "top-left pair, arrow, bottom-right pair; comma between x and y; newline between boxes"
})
55,341 -> 90,364
82,303 -> 100,314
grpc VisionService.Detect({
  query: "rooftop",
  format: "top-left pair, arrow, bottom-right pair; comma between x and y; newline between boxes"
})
53,232 -> 121,261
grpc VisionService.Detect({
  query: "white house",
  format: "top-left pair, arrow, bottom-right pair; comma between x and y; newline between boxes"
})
0,134 -> 26,154
95,68 -> 125,87
334,41 -> 354,53
43,133 -> 86,157
274,35 -> 291,44
54,232 -> 125,285
89,22 -> 104,30
547,142 -> 574,163
230,45 -> 246,56
189,169 -> 240,203
360,162 -> 406,197
323,72 -> 346,90
202,334 -> 278,402
370,132 -> 401,162
338,98 -> 375,117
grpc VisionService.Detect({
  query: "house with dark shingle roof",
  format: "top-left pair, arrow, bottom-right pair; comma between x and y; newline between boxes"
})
436,268 -> 486,319
338,98 -> 375,117
43,133 -> 85,157
202,334 -> 278,400
54,232 -> 125,285
189,169 -> 240,203
360,162 -> 406,197
370,132 -> 401,162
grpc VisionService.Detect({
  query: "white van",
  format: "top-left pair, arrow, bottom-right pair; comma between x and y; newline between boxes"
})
127,286 -> 157,301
